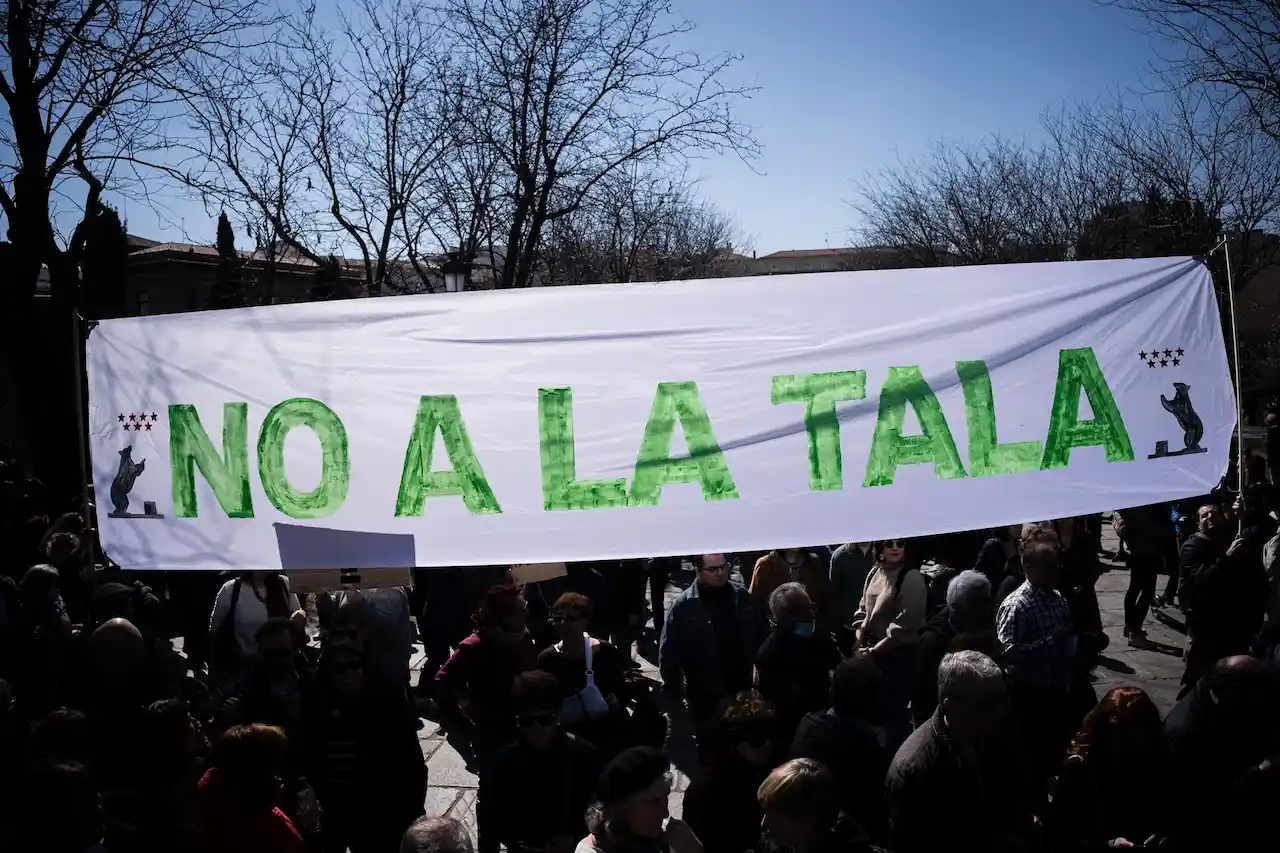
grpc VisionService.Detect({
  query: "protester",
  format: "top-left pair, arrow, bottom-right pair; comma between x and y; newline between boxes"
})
322,586 -> 415,695
750,548 -> 833,633
974,524 -> 1021,589
1179,502 -> 1270,691
477,671 -> 600,853
197,723 -> 306,853
886,651 -> 1034,853
208,571 -> 304,688
913,569 -> 993,726
995,528 -> 1076,791
538,592 -> 628,758
659,553 -> 763,755
1045,687 -> 1172,852
578,746 -> 701,853
754,582 -> 842,745
1164,655 -> 1280,850
788,655 -> 889,844
1114,505 -> 1173,643
828,542 -> 874,649
757,759 -> 877,853
682,690 -> 776,853
435,583 -> 538,769
851,539 -> 927,751
402,817 -> 474,853
303,641 -> 427,853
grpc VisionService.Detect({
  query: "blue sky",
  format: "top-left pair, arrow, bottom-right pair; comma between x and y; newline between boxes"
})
677,0 -> 1162,253
108,0 -> 1166,255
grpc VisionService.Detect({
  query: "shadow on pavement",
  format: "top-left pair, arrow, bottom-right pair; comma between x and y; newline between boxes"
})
1096,654 -> 1137,675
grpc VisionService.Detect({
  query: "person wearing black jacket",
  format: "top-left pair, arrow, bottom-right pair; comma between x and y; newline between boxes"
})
477,671 -> 600,853
1179,502 -> 1270,692
913,570 -> 993,727
754,583 -> 842,747
303,642 -> 426,853
683,690 -> 776,853
1164,656 -> 1280,851
788,655 -> 889,846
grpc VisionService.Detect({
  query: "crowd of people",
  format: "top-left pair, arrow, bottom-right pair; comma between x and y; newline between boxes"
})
2,441 -> 1280,853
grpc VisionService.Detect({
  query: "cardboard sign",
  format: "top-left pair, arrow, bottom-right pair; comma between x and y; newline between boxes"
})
511,562 -> 569,585
285,567 -> 413,594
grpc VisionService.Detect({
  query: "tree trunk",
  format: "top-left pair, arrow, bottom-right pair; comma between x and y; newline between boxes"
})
0,241 -> 85,507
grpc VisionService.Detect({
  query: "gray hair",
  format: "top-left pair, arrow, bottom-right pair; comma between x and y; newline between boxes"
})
768,582 -> 810,621
936,650 -> 1003,704
400,816 -> 473,853
945,571 -> 991,621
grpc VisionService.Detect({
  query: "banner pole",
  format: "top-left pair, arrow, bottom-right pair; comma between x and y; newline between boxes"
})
1221,234 -> 1245,498
72,311 -> 92,525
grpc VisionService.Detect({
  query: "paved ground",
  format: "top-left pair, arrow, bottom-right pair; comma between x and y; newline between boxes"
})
414,520 -> 1192,844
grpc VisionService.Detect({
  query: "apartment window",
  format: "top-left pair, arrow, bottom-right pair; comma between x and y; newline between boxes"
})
137,291 -> 150,315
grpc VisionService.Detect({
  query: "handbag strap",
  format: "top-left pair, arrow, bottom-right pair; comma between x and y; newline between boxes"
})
583,632 -> 596,685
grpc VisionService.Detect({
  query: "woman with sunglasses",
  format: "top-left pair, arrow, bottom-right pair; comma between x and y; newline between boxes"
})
851,539 -> 927,753
683,690 -> 778,853
303,641 -> 427,853
537,593 -> 627,761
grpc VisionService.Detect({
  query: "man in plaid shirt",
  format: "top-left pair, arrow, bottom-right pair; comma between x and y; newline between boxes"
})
995,528 -> 1075,793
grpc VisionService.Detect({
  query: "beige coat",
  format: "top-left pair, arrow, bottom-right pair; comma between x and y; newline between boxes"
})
852,564 -> 928,650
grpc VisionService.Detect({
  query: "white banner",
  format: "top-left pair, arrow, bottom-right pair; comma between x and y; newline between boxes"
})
87,256 -> 1233,571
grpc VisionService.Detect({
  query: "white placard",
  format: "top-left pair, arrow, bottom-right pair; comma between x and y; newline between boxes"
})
87,257 -> 1233,570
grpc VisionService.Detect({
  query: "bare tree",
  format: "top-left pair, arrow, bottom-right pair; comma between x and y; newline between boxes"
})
1069,89 -> 1280,284
405,92 -> 504,290
1105,1 -> 1280,140
852,135 -> 1122,266
445,0 -> 758,289
1,0 -> 268,488
538,168 -> 743,285
852,90 -> 1280,280
174,0 -> 456,294
1,0 -> 268,298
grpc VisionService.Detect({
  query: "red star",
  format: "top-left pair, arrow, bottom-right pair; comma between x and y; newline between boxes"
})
144,422 -> 153,431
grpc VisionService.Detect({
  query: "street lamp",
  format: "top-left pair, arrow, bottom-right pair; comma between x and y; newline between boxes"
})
441,250 -> 469,293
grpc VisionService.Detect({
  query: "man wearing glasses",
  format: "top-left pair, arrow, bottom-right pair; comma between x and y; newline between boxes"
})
658,554 -> 764,759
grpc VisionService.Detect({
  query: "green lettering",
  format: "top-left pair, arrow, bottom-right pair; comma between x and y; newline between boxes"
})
257,398 -> 349,519
169,403 -> 253,518
538,388 -> 628,511
863,366 -> 966,487
958,361 -> 1043,477
628,381 -> 739,507
1042,348 -> 1135,469
395,395 -> 501,515
771,371 -> 867,490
